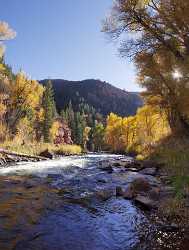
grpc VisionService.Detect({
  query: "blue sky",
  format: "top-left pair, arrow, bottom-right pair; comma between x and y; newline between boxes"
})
1,0 -> 139,91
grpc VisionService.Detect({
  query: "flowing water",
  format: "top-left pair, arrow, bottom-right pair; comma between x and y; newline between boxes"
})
0,154 -> 168,250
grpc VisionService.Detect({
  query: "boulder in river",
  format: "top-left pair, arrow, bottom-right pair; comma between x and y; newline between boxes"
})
116,184 -> 134,199
134,194 -> 157,210
39,149 -> 54,159
99,164 -> 113,174
132,177 -> 151,193
96,187 -> 116,201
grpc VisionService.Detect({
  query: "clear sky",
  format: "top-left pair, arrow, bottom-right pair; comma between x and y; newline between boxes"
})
1,0 -> 139,91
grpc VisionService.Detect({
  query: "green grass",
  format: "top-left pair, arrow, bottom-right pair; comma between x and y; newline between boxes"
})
147,135 -> 189,223
171,175 -> 189,199
153,147 -> 189,198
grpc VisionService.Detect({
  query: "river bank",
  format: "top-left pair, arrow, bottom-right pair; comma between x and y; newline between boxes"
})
0,145 -> 83,166
103,157 -> 189,249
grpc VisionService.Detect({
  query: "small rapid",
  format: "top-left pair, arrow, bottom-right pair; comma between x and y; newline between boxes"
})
0,154 -> 125,177
0,154 -> 151,250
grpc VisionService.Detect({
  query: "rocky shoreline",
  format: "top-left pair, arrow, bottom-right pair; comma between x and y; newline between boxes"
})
0,148 -> 48,166
98,157 -> 189,249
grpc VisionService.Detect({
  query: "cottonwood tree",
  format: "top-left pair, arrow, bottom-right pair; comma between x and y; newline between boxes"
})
103,0 -> 189,134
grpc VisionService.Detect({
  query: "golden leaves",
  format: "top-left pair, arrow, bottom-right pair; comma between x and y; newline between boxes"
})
105,105 -> 170,154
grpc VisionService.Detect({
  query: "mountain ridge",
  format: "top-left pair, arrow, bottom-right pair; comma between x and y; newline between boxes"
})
39,78 -> 143,117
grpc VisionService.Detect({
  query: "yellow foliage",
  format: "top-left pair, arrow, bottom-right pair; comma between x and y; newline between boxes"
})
10,72 -> 44,110
50,121 -> 60,141
105,105 -> 171,155
83,126 -> 91,149
0,63 -> 6,72
0,102 -> 6,117
37,108 -> 44,122
105,113 -> 126,152
16,117 -> 34,142
0,122 -> 9,142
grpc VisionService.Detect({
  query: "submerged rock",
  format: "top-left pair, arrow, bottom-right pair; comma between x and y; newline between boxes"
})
99,164 -> 113,173
95,187 -> 116,201
116,184 -> 134,199
139,167 -> 157,176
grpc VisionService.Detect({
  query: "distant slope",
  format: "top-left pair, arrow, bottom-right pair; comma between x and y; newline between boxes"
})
40,79 -> 143,117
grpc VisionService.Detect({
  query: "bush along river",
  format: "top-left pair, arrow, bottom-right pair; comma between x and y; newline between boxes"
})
0,153 -> 188,250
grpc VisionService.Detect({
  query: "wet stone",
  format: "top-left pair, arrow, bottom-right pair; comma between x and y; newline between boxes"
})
134,195 -> 157,210
116,184 -> 134,199
139,167 -> 157,176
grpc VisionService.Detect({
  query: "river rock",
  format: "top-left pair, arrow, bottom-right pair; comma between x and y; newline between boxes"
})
0,159 -> 5,165
96,187 -> 115,201
141,160 -> 162,170
132,177 -> 151,193
99,164 -> 113,173
39,149 -> 54,159
134,194 -> 157,209
139,167 -> 157,176
116,184 -> 134,199
97,177 -> 108,183
148,187 -> 160,200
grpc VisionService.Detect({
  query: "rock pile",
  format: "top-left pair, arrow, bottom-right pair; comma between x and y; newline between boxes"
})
99,158 -> 162,210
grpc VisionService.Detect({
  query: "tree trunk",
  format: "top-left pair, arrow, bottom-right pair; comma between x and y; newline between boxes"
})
168,110 -> 189,136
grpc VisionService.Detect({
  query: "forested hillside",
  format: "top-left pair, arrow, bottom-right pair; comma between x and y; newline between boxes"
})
40,79 -> 143,117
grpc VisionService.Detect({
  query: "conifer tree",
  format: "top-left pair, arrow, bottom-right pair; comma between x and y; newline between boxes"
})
42,79 -> 56,142
75,112 -> 83,145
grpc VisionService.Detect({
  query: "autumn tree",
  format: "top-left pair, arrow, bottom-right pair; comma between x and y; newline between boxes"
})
103,0 -> 189,134
6,72 -> 44,134
134,105 -> 170,153
91,123 -> 105,151
0,22 -> 16,141
83,126 -> 91,151
105,105 -> 170,154
105,113 -> 126,152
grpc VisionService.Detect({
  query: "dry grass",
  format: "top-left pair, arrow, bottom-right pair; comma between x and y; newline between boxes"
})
0,141 -> 82,156
158,197 -> 189,226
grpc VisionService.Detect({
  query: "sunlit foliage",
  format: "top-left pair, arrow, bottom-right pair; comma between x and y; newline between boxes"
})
103,0 -> 189,135
105,105 -> 170,154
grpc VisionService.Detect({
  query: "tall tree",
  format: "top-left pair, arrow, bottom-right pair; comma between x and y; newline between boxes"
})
74,112 -> 86,146
42,80 -> 56,142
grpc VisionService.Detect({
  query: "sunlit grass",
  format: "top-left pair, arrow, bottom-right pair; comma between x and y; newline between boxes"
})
0,141 -> 82,156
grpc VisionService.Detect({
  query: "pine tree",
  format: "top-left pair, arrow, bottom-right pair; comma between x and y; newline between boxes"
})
75,112 -> 86,146
42,79 -> 56,142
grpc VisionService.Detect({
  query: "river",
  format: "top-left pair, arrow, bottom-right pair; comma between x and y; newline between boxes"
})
0,153 -> 185,250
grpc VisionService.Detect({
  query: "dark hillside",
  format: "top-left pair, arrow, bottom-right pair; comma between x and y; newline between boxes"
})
40,79 -> 143,116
